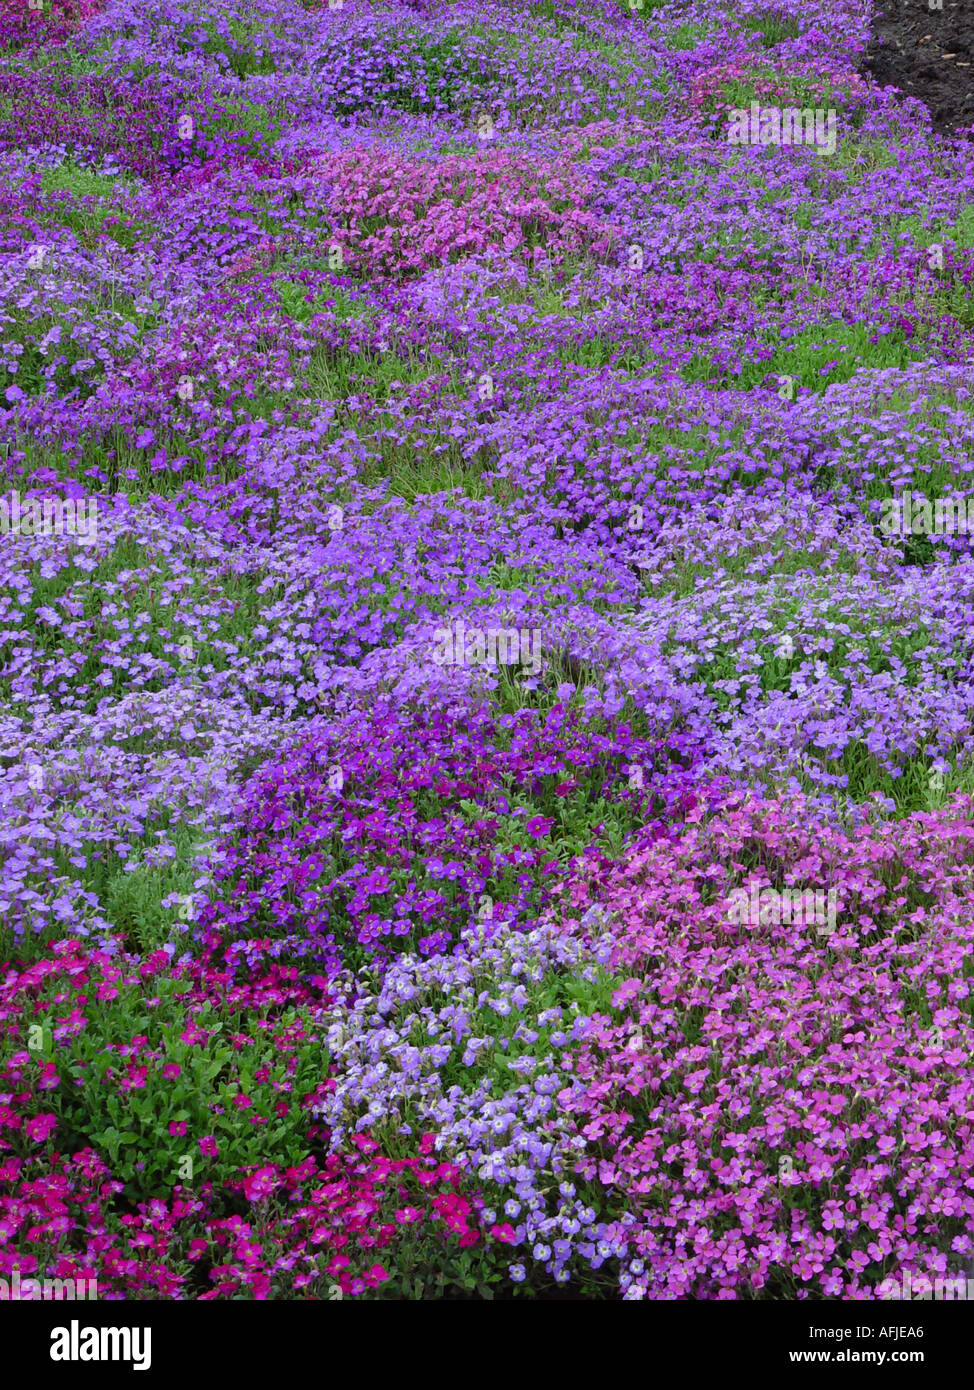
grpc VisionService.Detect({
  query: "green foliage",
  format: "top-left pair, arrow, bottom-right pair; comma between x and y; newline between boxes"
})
18,967 -> 328,1200
683,320 -> 919,394
739,9 -> 802,47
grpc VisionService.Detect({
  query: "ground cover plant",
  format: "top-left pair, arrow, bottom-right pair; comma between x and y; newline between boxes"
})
2,0 -> 974,1303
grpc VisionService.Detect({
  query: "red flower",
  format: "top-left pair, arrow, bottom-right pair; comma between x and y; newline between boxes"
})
489,1223 -> 517,1244
241,1166 -> 279,1202
37,1063 -> 59,1090
25,1113 -> 57,1143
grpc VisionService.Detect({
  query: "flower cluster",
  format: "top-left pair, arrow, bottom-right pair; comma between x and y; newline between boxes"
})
551,792 -> 974,1298
2,0 -> 974,1303
0,1137 -> 508,1299
198,700 -> 701,977
314,149 -> 611,281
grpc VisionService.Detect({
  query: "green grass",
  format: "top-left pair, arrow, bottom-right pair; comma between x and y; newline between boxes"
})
668,22 -> 715,51
682,319 -> 921,394
195,94 -> 286,152
40,164 -> 130,200
198,19 -> 282,78
30,162 -> 153,248
739,9 -> 802,47
100,830 -> 207,956
639,542 -> 873,603
802,747 -> 974,816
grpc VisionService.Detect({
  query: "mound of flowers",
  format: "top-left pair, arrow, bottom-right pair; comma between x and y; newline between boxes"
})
551,792 -> 974,1299
0,0 -> 101,52
313,148 -> 612,281
0,935 -> 517,1299
0,1139 -> 513,1301
197,699 -> 702,979
317,908 -> 631,1293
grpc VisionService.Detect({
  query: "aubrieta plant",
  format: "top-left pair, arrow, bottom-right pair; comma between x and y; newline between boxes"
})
2,0 -> 974,1302
551,792 -> 974,1299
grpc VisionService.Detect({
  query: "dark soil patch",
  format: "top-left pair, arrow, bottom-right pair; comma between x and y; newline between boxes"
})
863,0 -> 974,135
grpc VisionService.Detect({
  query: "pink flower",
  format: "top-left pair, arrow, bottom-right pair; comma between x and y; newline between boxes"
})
610,979 -> 642,1009
25,1113 -> 57,1143
489,1223 -> 517,1244
141,950 -> 170,977
198,1136 -> 219,1157
241,1166 -> 279,1202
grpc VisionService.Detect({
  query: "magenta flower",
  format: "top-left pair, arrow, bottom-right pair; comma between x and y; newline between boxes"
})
524,816 -> 554,839
25,1114 -> 57,1143
241,1166 -> 279,1202
394,1206 -> 423,1225
490,1224 -> 517,1244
